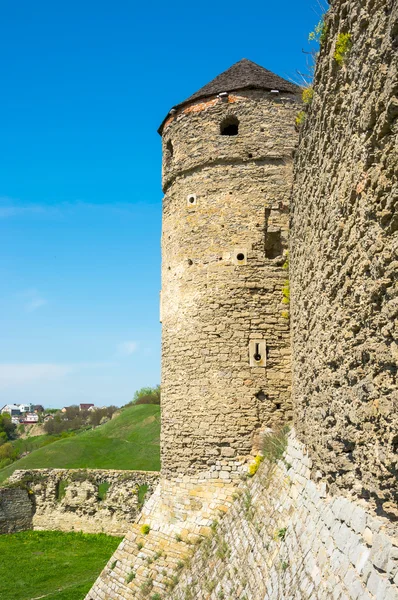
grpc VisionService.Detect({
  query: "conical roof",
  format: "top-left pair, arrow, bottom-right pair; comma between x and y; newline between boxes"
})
159,59 -> 299,134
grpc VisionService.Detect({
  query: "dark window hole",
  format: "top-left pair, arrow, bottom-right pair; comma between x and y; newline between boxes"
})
248,153 -> 253,158
236,253 -> 245,261
187,259 -> 193,266
166,140 -> 173,158
220,116 -> 239,136
256,391 -> 267,401
275,403 -> 281,410
265,230 -> 282,259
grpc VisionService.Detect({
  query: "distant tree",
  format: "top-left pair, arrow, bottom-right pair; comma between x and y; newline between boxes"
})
64,406 -> 80,420
0,442 -> 18,462
106,405 -> 118,419
89,410 -> 103,428
0,414 -> 16,441
124,385 -> 161,407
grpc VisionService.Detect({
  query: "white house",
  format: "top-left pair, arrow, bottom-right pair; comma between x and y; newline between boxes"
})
22,413 -> 39,424
1,404 -> 22,416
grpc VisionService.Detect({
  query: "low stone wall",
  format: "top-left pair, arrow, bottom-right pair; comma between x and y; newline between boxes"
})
168,430 -> 398,600
8,469 -> 160,536
0,487 -> 33,534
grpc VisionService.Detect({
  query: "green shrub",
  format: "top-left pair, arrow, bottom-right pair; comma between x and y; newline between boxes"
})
97,482 -> 110,501
334,33 -> 352,66
56,479 -> 69,501
140,524 -> 150,535
124,385 -> 161,408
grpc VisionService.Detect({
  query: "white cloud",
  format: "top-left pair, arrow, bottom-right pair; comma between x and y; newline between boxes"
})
0,364 -> 73,389
118,341 -> 138,356
0,362 -> 114,390
18,289 -> 47,313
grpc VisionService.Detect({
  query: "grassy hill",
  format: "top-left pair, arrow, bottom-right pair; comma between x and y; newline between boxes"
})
0,404 -> 160,483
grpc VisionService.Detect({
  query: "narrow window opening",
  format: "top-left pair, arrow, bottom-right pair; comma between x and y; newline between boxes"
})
264,230 -> 282,259
236,252 -> 245,261
166,140 -> 174,162
220,116 -> 239,136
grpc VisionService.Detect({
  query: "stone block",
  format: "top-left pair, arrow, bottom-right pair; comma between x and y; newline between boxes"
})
371,532 -> 393,572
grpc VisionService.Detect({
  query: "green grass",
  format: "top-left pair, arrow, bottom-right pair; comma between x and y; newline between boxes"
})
0,530 -> 121,600
0,404 -> 160,483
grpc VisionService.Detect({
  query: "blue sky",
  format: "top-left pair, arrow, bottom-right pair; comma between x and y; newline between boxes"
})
0,0 -> 321,408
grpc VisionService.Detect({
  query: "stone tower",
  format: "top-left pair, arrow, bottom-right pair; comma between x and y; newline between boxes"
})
159,59 -> 300,475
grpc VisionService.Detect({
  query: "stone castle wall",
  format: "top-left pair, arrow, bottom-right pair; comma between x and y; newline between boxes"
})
291,0 -> 398,520
168,431 -> 398,600
0,487 -> 33,534
161,89 -> 300,475
7,469 -> 159,535
86,470 -> 240,599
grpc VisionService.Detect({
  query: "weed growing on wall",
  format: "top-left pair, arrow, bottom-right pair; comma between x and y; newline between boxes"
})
276,527 -> 287,541
56,479 -> 68,501
262,426 -> 290,464
302,87 -> 314,105
295,111 -> 306,128
97,482 -> 110,501
126,570 -> 136,583
137,483 -> 148,507
334,33 -> 352,66
308,19 -> 328,46
140,524 -> 150,535
248,454 -> 264,477
140,578 -> 153,594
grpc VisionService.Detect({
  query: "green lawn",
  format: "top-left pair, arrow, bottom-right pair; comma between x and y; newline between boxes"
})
0,404 -> 160,483
0,530 -> 121,600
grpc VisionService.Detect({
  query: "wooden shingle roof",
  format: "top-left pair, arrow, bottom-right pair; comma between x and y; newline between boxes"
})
159,59 -> 299,134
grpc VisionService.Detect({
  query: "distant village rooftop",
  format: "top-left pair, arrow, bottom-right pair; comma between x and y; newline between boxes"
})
158,58 -> 300,133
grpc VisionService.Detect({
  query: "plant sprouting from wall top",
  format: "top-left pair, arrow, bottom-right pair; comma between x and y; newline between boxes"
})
308,19 -> 328,46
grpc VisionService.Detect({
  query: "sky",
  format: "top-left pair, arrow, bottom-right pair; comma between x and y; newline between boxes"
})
0,0 -> 322,409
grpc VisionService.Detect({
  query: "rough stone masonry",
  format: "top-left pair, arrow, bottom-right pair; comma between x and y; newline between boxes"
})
291,0 -> 398,523
160,59 -> 301,475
